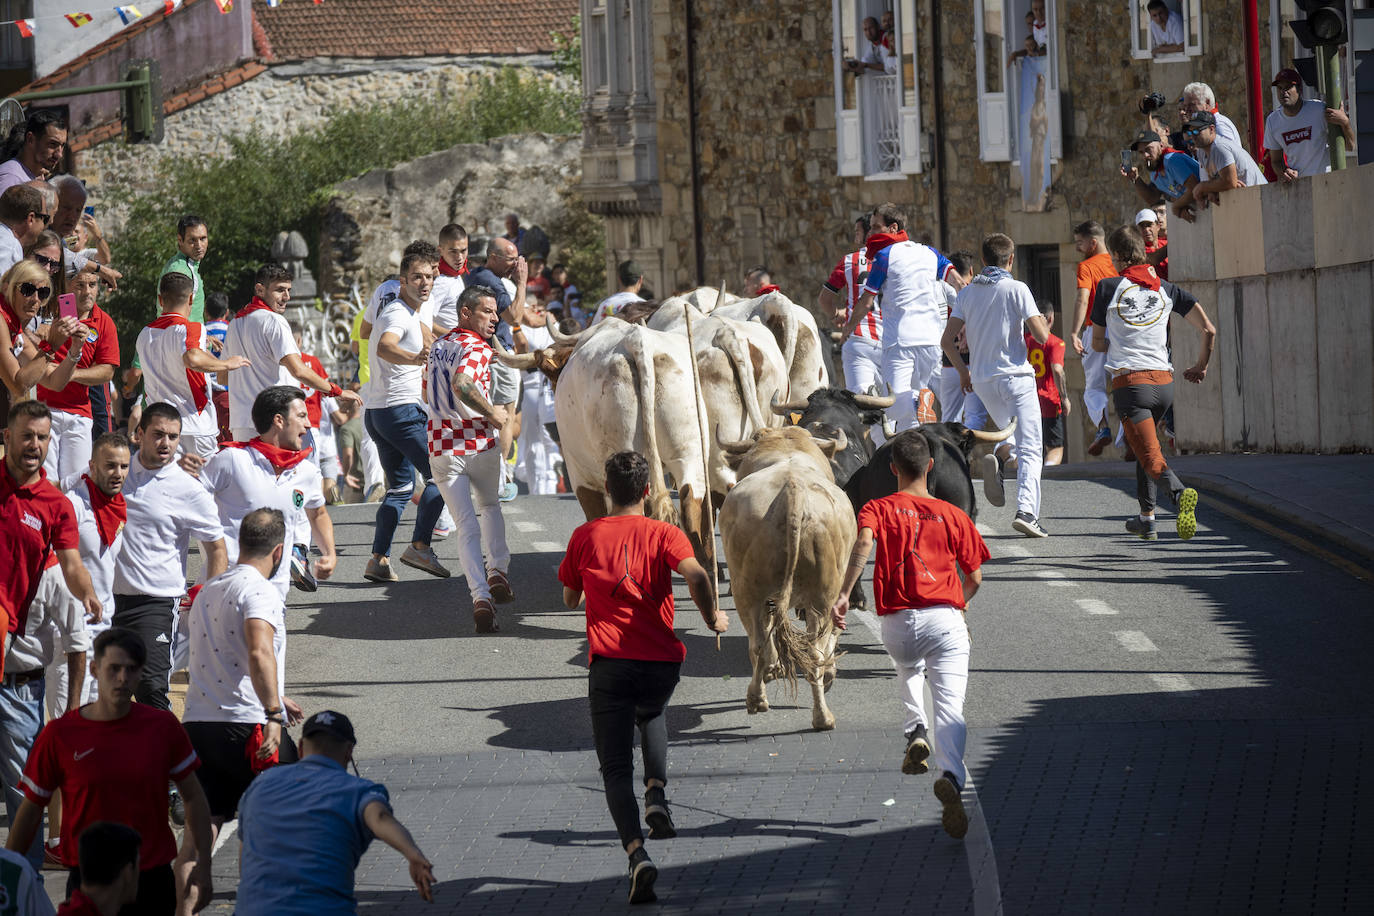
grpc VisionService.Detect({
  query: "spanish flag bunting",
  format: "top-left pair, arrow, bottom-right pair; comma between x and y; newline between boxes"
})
15,19 -> 34,37
66,12 -> 94,27
214,0 -> 233,13
164,0 -> 183,13
265,0 -> 280,7
115,5 -> 143,25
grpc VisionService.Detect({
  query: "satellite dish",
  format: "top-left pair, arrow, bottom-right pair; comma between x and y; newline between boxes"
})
0,99 -> 24,140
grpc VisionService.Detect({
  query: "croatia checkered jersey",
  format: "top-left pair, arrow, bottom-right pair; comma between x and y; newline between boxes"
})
825,250 -> 881,341
424,329 -> 496,457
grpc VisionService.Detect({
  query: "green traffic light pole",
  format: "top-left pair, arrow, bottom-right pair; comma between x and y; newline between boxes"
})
5,61 -> 157,140
1319,44 -> 1347,171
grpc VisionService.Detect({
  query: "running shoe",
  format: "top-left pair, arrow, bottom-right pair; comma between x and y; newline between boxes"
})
363,556 -> 399,583
487,569 -> 514,604
290,544 -> 317,592
1125,516 -> 1158,541
981,453 -> 1005,507
432,521 -> 453,539
169,788 -> 185,826
473,598 -> 498,634
627,847 -> 658,904
934,772 -> 968,839
1087,426 -> 1112,456
400,545 -> 451,578
1012,511 -> 1049,538
902,725 -> 930,775
644,786 -> 677,839
1174,487 -> 1199,540
499,481 -> 518,502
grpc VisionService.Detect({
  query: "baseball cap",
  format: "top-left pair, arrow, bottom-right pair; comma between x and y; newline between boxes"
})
1272,68 -> 1302,88
1134,208 -> 1158,226
617,260 -> 643,286
1183,110 -> 1215,130
1129,129 -> 1162,151
302,710 -> 356,744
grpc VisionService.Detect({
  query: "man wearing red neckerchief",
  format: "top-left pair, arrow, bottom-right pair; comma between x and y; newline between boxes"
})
431,223 -> 470,335
745,266 -> 779,298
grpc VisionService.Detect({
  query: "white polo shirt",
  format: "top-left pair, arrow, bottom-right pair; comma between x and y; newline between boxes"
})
201,445 -> 324,600
366,299 -> 427,409
224,309 -> 300,433
113,457 -> 223,598
183,564 -> 286,724
62,476 -> 125,631
431,273 -> 466,331
135,316 -> 218,438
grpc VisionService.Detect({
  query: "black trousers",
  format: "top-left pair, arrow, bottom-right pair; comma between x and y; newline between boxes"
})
112,594 -> 177,711
1112,380 -> 1185,514
67,863 -> 175,915
588,657 -> 681,849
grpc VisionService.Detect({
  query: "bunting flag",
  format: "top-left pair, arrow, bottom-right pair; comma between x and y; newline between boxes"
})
164,0 -> 183,12
265,0 -> 280,7
15,19 -> 33,37
214,0 -> 233,13
2,0 -> 336,39
115,5 -> 142,25
65,12 -> 94,27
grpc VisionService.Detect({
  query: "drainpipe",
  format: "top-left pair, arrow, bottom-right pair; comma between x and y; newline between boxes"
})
684,0 -> 706,286
930,0 -> 949,251
1244,0 -> 1264,156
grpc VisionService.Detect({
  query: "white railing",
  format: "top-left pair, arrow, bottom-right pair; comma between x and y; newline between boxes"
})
860,73 -> 901,175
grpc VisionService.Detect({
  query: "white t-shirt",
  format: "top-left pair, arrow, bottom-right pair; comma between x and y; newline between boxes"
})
183,564 -> 286,724
1091,275 -> 1198,375
63,479 -> 124,633
224,309 -> 300,432
1263,99 -> 1330,178
591,291 -> 644,325
950,274 -> 1038,383
1199,136 -> 1267,188
201,445 -> 324,600
367,299 -> 427,408
113,458 -> 223,598
135,316 -> 218,438
863,240 -> 955,349
1150,10 -> 1184,49
431,273 -> 466,331
0,228 -> 23,277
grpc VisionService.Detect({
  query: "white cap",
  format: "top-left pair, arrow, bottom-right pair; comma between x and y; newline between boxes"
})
1134,208 -> 1158,225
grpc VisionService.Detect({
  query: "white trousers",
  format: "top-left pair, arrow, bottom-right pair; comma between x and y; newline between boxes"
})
937,367 -> 989,429
880,605 -> 970,788
360,431 -> 384,492
1081,324 -> 1109,428
312,426 -> 342,480
515,386 -> 561,495
972,373 -> 1043,518
432,448 -> 510,604
882,344 -> 942,432
841,336 -> 884,396
41,410 -> 92,483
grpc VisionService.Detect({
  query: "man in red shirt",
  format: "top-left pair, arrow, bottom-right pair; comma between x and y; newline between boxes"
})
558,451 -> 726,904
7,627 -> 212,915
37,270 -> 119,482
1026,300 -> 1069,466
831,430 -> 989,840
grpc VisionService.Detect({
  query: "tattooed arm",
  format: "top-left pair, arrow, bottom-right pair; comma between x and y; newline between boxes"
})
451,370 -> 508,428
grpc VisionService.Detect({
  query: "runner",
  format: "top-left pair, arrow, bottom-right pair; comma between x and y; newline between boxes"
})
1026,300 -> 1069,466
558,451 -> 726,904
830,429 -> 989,839
819,216 -> 883,397
1090,226 -> 1215,540
1068,220 -> 1116,455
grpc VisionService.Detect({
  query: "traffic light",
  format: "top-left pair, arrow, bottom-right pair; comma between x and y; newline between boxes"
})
119,58 -> 163,144
1290,0 -> 1348,49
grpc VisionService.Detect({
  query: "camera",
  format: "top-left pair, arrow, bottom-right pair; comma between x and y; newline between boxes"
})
1138,91 -> 1168,114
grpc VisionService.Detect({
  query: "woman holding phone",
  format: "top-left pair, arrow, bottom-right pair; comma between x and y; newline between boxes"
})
0,260 -> 86,438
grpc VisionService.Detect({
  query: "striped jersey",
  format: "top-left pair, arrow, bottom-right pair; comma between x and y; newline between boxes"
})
826,250 -> 881,341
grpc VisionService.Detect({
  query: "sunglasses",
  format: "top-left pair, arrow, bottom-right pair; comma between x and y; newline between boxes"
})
20,282 -> 51,300
32,211 -> 50,226
33,253 -> 60,271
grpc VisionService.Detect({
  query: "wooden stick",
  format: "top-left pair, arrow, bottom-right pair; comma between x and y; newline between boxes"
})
686,284 -> 725,649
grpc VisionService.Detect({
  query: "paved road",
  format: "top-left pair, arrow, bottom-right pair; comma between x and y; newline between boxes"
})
32,477 -> 1374,913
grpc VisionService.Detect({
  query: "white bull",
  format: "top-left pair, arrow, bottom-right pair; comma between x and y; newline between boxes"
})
717,426 -> 856,730
711,292 -> 829,402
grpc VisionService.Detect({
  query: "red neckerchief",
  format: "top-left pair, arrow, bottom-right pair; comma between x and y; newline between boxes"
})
0,293 -> 20,339
438,258 -> 467,277
146,312 -> 210,412
865,230 -> 910,261
224,437 -> 313,474
82,473 -> 126,547
1121,264 -> 1162,291
235,296 -> 274,320
1151,147 -> 1185,178
755,284 -> 780,295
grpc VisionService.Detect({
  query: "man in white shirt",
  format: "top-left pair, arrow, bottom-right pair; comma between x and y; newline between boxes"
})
112,403 -> 228,711
1264,68 -> 1355,181
0,185 -> 48,276
844,16 -> 892,76
1177,82 -> 1243,152
425,285 -> 512,633
1172,110 -> 1267,222
202,386 -> 336,601
175,507 -> 301,911
942,234 -> 1052,539
513,297 -> 561,496
364,250 -> 450,584
1147,0 -> 1184,56
0,110 -> 66,196
590,261 -> 646,326
223,264 -> 358,441
136,272 -> 249,461
431,225 -> 469,334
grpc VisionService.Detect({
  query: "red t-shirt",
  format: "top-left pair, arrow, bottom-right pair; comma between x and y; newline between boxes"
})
1144,241 -> 1169,280
0,464 -> 79,636
36,306 -> 120,417
558,515 -> 695,664
1026,332 -> 1065,417
22,703 -> 201,869
299,353 -> 326,427
1076,252 -> 1116,328
57,890 -> 103,916
857,492 -> 988,614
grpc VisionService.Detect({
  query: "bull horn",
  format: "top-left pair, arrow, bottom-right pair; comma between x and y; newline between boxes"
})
970,418 -> 1018,442
810,429 -> 849,458
769,393 -> 811,416
546,313 -> 585,345
828,330 -> 845,343
713,424 -> 755,454
881,416 -> 896,439
486,334 -> 540,370
851,393 -> 896,409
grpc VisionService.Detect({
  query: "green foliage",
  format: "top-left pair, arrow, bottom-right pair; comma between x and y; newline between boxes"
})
104,67 -> 580,350
552,15 -> 582,89
549,185 -> 606,305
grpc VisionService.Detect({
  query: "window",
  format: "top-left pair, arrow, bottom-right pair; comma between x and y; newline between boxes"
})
974,0 -> 1063,185
1130,0 -> 1204,61
831,0 -> 923,178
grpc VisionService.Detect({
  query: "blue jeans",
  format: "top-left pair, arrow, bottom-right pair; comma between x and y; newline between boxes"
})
0,677 -> 46,869
363,404 -> 443,557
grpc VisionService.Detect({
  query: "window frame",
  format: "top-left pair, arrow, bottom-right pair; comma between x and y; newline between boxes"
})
1130,0 -> 1205,62
830,0 -> 923,179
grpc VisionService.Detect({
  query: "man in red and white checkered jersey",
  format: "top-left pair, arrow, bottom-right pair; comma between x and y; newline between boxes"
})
424,284 -> 512,634
818,215 -> 885,396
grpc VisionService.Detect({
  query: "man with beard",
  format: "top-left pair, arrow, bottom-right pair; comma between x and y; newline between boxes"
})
1125,129 -> 1199,208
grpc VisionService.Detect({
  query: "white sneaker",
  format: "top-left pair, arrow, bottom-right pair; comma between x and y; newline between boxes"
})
981,453 -> 1005,507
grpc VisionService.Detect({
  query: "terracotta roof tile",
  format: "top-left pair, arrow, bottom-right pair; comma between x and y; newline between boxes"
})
255,0 -> 578,61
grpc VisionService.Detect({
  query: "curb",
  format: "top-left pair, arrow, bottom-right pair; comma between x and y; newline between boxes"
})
1044,462 -> 1374,571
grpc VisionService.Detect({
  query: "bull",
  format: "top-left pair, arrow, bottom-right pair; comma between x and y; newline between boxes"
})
716,426 -> 856,731
770,387 -> 895,487
711,292 -> 829,402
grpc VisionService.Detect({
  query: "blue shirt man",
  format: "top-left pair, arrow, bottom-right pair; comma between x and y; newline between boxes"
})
235,711 -> 434,915
1130,129 -> 1201,202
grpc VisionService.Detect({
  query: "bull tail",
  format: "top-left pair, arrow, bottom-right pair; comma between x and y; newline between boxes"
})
624,328 -> 679,526
767,480 -> 829,696
714,324 -> 767,434
764,299 -> 799,398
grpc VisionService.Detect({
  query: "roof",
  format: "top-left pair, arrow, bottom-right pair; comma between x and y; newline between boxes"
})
254,0 -> 579,61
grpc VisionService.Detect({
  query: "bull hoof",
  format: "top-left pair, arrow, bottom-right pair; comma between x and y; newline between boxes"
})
812,711 -> 836,731
746,693 -> 769,714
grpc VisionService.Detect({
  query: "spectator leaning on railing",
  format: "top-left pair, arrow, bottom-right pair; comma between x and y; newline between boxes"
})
1124,129 -> 1200,208
1171,111 -> 1267,223
1177,82 -> 1242,152
1264,68 -> 1355,182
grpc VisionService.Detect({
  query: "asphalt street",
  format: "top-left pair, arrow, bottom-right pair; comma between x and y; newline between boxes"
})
26,476 -> 1374,914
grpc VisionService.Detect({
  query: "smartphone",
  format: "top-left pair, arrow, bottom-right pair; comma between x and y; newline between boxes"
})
58,293 -> 77,319
1120,150 -> 1134,173
83,205 -> 95,217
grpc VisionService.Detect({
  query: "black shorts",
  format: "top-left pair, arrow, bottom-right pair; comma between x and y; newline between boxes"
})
68,863 -> 175,915
183,721 -> 298,820
1040,413 -> 1065,450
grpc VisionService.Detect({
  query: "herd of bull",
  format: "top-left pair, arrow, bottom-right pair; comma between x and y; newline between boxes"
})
493,288 -> 1013,730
